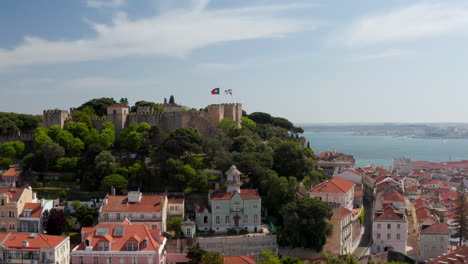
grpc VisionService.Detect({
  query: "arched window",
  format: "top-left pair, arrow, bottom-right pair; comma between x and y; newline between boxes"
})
225,216 -> 230,223
244,215 -> 248,223
204,216 -> 208,224
216,216 -> 220,224
254,215 -> 258,224
187,228 -> 191,236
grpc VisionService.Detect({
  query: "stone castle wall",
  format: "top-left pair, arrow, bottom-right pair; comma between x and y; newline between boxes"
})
0,133 -> 34,144
43,110 -> 70,128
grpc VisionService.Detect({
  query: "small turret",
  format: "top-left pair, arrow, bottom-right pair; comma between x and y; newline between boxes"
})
226,165 -> 242,193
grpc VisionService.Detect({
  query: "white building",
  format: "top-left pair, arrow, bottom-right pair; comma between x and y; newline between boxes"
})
419,223 -> 450,261
309,177 -> 355,210
196,165 -> 261,233
372,206 -> 408,254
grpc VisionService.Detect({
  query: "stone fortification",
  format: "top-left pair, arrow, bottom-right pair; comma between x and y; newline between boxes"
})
0,133 -> 34,144
42,103 -> 241,137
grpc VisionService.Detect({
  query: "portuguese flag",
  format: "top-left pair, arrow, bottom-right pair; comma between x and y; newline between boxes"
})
211,88 -> 220,95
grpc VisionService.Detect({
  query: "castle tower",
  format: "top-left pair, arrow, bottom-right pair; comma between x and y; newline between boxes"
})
43,109 -> 70,128
107,104 -> 129,132
223,103 -> 242,127
206,104 -> 224,126
226,165 -> 242,193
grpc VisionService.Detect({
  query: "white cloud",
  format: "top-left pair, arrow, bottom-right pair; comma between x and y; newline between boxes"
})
87,0 -> 125,8
0,2 -> 318,70
344,2 -> 468,46
357,49 -> 403,60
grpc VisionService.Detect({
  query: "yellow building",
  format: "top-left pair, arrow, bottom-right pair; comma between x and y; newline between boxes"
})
0,187 -> 34,233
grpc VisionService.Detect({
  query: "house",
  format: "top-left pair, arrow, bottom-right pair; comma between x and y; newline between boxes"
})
0,187 -> 35,232
167,198 -> 184,221
382,190 -> 406,212
421,180 -> 444,189
99,191 -> 168,232
404,187 -> 420,200
196,166 -> 261,233
18,200 -> 53,233
223,256 -> 256,264
372,206 -> 408,254
416,207 -> 439,229
448,178 -> 463,190
0,168 -> 20,186
0,232 -> 69,264
335,169 -> 362,185
71,220 -> 166,264
419,223 -> 450,261
309,177 -> 355,210
426,246 -> 468,264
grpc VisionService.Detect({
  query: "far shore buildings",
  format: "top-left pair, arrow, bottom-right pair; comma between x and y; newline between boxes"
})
196,165 -> 261,233
71,220 -> 166,264
372,206 -> 408,254
309,177 -> 356,210
99,191 -> 168,232
0,232 -> 70,264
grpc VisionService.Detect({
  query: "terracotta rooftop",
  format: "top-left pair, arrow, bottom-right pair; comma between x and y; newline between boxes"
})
168,198 -> 184,204
416,207 -> 436,221
310,177 -> 355,194
101,194 -> 166,213
0,188 -> 25,202
413,198 -> 429,209
76,220 -> 164,252
383,190 -> 405,202
2,168 -> 20,177
375,206 -> 405,221
20,203 -> 43,218
440,192 -> 459,201
2,233 -> 67,248
223,256 -> 256,264
341,207 -> 352,219
209,189 -> 260,200
427,246 -> 468,264
421,222 -> 449,234
449,178 -> 463,183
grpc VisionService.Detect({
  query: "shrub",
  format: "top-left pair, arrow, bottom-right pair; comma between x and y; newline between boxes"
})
0,158 -> 13,169
239,229 -> 249,235
227,228 -> 237,235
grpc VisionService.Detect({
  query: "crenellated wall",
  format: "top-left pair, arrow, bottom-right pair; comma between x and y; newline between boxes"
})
43,109 -> 70,128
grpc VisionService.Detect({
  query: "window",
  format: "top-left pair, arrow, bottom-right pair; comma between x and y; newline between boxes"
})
1,199 -> 3,206
376,246 -> 380,253
387,233 -> 391,239
253,203 -> 257,208
133,256 -> 138,264
215,204 -> 220,209
397,234 -> 400,240
8,211 -> 14,218
9,222 -> 14,230
142,239 -> 147,248
128,213 -> 132,219
94,257 -> 99,264
254,215 -> 258,224
377,224 -> 381,229
140,213 -> 144,219
397,224 -> 401,229
79,257 -> 84,264
377,233 -> 381,239
104,213 -> 108,220
225,216 -> 230,224
98,242 -> 109,251
107,257 -> 111,264
187,228 -> 191,236
116,213 -> 121,220
387,224 -> 391,229
153,213 -> 157,220
244,215 -> 248,223
216,216 -> 220,224
204,216 -> 208,224
126,242 -> 139,251
440,236 -> 444,241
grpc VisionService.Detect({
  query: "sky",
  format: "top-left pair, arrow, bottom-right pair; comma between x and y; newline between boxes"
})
2,0 -> 468,124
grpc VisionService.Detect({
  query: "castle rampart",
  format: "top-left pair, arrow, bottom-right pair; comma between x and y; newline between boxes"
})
43,109 -> 70,128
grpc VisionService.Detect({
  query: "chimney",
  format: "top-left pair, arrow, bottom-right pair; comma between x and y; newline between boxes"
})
22,240 -> 29,247
111,187 -> 116,196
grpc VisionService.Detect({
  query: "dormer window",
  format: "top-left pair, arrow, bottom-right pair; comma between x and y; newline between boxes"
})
142,239 -> 147,248
98,242 -> 109,251
85,239 -> 90,247
126,242 -> 138,251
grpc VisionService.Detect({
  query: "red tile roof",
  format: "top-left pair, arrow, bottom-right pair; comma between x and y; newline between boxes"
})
168,198 -> 184,204
76,221 -> 164,252
101,195 -> 166,213
440,192 -> 459,201
0,188 -> 25,202
375,206 -> 405,221
20,203 -> 43,218
383,190 -> 405,202
209,189 -> 260,200
416,207 -> 436,221
421,223 -> 449,234
310,177 -> 355,194
449,178 -> 463,183
413,198 -> 429,209
427,246 -> 468,264
3,168 -> 20,177
2,233 -> 67,248
223,256 -> 256,264
341,207 -> 352,219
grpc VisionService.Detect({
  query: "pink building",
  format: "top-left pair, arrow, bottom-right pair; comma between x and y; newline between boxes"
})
0,168 -> 20,186
71,220 -> 167,264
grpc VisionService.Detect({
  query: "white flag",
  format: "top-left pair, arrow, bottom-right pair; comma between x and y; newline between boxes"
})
225,89 -> 232,95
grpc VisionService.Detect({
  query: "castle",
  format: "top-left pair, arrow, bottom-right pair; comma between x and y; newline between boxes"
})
42,103 -> 242,136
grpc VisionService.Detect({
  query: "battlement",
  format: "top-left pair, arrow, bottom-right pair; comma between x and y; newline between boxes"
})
127,112 -> 166,118
90,117 -> 108,121
0,133 -> 34,144
43,109 -> 68,115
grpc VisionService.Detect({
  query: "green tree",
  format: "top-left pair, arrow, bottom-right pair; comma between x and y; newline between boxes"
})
163,127 -> 203,156
0,116 -> 19,136
186,243 -> 207,264
281,256 -> 304,264
55,157 -> 80,171
77,97 -> 117,116
41,141 -> 65,172
454,192 -> 468,246
102,174 -> 128,192
72,106 -> 98,128
136,122 -> 151,133
95,151 -> 118,177
0,144 -> 16,159
169,95 -> 175,104
217,119 -> 238,135
130,101 -> 163,112
75,205 -> 98,227
56,130 -> 84,156
272,117 -> 294,131
64,121 -> 90,140
249,112 -> 273,124
241,116 -> 256,128
167,217 -> 182,238
33,127 -> 52,150
258,249 -> 281,264
201,252 -> 224,264
123,131 -> 141,151
119,98 -> 129,106
279,196 -> 333,250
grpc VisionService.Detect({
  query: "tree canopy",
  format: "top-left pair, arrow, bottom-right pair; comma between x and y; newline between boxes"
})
77,97 -> 117,116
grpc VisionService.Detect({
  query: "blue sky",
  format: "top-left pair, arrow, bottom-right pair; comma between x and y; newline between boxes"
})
2,0 -> 468,123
